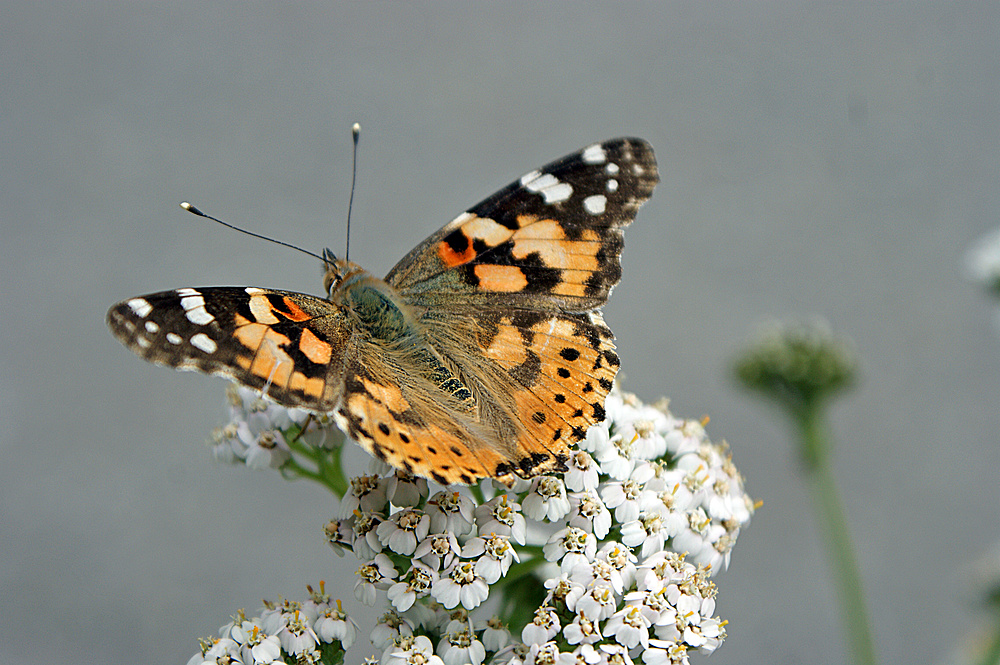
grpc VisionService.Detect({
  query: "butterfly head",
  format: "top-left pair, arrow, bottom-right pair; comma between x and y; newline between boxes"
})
322,248 -> 366,298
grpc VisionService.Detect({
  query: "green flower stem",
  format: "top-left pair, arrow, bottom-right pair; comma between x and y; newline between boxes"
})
282,431 -> 349,498
977,612 -> 1000,665
797,399 -> 877,665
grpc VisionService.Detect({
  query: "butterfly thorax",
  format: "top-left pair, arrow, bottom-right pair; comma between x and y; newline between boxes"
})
327,259 -> 475,408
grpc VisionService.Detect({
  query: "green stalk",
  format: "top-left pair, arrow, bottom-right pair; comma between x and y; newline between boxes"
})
797,399 -> 877,665
976,612 -> 1000,665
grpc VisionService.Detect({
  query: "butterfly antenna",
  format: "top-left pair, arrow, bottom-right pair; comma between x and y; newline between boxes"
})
345,122 -> 360,262
180,202 -> 327,264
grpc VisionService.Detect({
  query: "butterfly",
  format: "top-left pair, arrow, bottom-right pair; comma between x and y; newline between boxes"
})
107,137 -> 658,486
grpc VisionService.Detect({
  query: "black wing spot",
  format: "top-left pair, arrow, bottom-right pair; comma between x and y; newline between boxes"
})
557,367 -> 571,379
443,229 -> 470,255
460,473 -> 474,484
432,471 -> 449,485
593,402 -> 606,421
532,411 -> 546,424
400,433 -> 411,444
598,378 -> 613,392
583,382 -> 594,393
378,423 -> 391,436
450,446 -> 464,457
570,426 -> 587,441
518,452 -> 550,474
572,409 -> 583,418
551,428 -> 562,442
554,394 -> 566,404
560,347 -> 580,361
495,462 -> 513,477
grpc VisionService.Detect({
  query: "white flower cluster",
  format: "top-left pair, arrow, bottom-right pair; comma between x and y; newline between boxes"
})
201,384 -> 754,665
187,582 -> 359,665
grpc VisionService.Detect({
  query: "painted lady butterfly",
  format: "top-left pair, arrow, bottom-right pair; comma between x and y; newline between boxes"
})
107,138 -> 658,485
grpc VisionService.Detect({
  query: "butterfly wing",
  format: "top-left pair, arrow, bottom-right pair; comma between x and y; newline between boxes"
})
387,137 -> 657,310
385,137 -> 658,480
107,287 -> 350,409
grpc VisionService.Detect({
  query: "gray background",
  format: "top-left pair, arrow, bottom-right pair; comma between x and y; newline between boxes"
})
3,3 -> 998,665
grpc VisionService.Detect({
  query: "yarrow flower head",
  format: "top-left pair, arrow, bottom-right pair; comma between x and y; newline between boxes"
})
187,587 -> 357,665
191,383 -> 754,665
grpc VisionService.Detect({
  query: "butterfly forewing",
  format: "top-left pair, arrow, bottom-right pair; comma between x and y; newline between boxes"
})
386,137 -> 658,311
108,287 -> 348,409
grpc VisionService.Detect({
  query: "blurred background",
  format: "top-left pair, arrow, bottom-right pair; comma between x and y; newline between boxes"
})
2,4 -> 998,665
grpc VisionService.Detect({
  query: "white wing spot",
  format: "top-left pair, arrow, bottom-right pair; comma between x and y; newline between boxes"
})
606,163 -> 620,175
190,333 -> 218,354
135,336 -> 151,349
245,287 -> 265,295
180,293 -> 215,325
583,195 -> 607,215
144,321 -> 160,334
521,171 -> 573,204
632,164 -> 645,175
519,169 -> 542,186
127,298 -> 152,318
582,143 -> 607,164
176,288 -> 200,297
447,211 -> 475,228
606,179 -> 619,192
166,333 -> 182,345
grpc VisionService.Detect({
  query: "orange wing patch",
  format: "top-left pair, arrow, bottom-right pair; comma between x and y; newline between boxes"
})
479,311 -> 618,469
510,218 -> 601,272
299,327 -> 333,365
473,265 -> 528,292
335,368 -> 502,485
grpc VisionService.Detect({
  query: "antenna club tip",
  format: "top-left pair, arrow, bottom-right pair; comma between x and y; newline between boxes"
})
352,122 -> 360,139
180,201 -> 204,217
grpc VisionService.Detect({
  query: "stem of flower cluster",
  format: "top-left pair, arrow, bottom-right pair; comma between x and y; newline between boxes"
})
798,399 -> 878,665
283,430 -> 349,498
978,615 -> 1000,665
